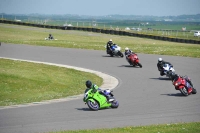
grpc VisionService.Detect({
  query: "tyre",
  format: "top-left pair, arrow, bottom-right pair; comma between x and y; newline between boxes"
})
180,87 -> 189,96
118,51 -> 124,57
111,99 -> 119,108
109,53 -> 114,57
120,53 -> 124,58
87,100 -> 99,111
138,63 -> 142,68
192,88 -> 197,94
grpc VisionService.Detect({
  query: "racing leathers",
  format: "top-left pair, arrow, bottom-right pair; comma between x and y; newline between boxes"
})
106,41 -> 113,54
125,50 -> 134,65
157,61 -> 173,76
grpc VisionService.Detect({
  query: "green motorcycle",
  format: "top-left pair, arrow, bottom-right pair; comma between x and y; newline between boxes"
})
83,89 -> 119,111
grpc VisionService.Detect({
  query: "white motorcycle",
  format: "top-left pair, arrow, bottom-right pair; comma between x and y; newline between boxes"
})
105,44 -> 124,57
163,63 -> 175,79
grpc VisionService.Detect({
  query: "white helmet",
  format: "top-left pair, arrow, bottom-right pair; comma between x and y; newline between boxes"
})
109,39 -> 112,42
125,47 -> 129,51
158,58 -> 163,62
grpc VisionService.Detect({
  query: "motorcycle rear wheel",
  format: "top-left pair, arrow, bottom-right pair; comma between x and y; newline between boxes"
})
87,100 -> 99,111
180,87 -> 189,96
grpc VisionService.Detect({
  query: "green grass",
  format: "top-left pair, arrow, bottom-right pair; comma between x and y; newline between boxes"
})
131,29 -> 200,40
50,122 -> 200,133
21,19 -> 200,40
0,58 -> 103,106
0,24 -> 200,58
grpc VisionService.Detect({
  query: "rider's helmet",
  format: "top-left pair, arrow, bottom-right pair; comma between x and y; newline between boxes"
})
125,47 -> 129,52
158,58 -> 163,63
49,34 -> 52,36
109,39 -> 113,44
85,80 -> 92,88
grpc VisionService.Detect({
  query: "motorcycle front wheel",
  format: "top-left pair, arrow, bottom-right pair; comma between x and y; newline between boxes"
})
192,88 -> 197,94
137,63 -> 142,68
180,87 -> 189,96
118,51 -> 124,57
87,100 -> 99,111
111,99 -> 119,108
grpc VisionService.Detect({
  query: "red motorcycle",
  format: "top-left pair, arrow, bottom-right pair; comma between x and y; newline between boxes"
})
172,76 -> 197,96
128,53 -> 142,68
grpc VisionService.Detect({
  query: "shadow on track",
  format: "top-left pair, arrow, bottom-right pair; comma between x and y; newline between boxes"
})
150,77 -> 172,81
76,107 -> 112,111
161,93 -> 184,97
76,108 -> 93,111
101,55 -> 123,58
119,65 -> 141,68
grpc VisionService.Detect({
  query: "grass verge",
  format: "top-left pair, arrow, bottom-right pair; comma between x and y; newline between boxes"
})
0,58 -> 103,106
0,24 -> 200,58
49,122 -> 200,133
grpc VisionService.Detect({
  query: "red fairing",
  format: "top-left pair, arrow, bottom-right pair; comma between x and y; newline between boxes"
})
129,54 -> 139,64
188,88 -> 192,94
173,77 -> 192,93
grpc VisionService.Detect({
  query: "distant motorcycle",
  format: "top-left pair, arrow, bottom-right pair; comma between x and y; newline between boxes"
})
162,63 -> 175,79
172,75 -> 197,96
83,89 -> 119,111
127,53 -> 142,68
45,37 -> 57,40
106,44 -> 124,57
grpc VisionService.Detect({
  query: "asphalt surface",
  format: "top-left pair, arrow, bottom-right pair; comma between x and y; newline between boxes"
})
0,43 -> 200,133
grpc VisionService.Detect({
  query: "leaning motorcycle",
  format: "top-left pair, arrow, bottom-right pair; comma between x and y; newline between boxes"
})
162,63 -> 175,79
128,53 -> 142,68
172,75 -> 197,96
83,89 -> 119,111
106,44 -> 124,57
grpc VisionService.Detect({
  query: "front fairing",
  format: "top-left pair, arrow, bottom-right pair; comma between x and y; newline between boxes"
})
84,89 -> 111,108
112,45 -> 121,53
173,77 -> 186,90
129,54 -> 139,63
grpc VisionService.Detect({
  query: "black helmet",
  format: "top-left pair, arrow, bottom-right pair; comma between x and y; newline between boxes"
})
85,80 -> 92,88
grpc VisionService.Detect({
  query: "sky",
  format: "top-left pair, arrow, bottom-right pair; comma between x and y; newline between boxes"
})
0,0 -> 200,16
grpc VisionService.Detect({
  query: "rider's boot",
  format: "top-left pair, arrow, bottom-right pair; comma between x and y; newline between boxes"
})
108,98 -> 114,102
160,71 -> 164,76
128,60 -> 132,65
106,96 -> 114,102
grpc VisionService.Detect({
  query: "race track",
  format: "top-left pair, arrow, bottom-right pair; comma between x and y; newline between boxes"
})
0,43 -> 200,133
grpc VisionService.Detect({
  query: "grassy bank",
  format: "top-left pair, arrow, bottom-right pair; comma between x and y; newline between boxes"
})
50,122 -> 200,133
0,24 -> 200,58
0,59 -> 103,106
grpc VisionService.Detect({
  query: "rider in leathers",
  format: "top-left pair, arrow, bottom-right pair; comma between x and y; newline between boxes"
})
106,39 -> 114,54
84,80 -> 114,102
124,47 -> 134,65
157,58 -> 173,76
